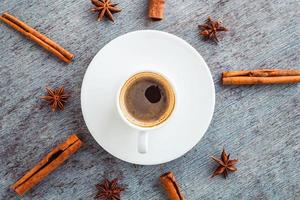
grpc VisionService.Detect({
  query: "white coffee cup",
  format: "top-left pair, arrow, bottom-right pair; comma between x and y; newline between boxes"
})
116,71 -> 176,154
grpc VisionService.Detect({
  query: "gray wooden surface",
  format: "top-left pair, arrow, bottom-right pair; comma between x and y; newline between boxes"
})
0,0 -> 299,199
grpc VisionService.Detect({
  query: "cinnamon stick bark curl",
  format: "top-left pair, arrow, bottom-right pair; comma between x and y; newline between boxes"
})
222,69 -> 300,85
160,171 -> 184,200
0,12 -> 74,63
11,134 -> 82,196
148,0 -> 165,20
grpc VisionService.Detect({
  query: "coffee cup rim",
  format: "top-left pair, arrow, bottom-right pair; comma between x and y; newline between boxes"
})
116,70 -> 176,131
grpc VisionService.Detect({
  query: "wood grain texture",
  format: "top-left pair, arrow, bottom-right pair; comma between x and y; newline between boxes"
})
0,0 -> 299,199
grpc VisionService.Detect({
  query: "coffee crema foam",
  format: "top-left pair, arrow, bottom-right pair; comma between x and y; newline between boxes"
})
119,72 -> 175,128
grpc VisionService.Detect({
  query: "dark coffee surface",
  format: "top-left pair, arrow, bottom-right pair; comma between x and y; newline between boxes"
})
124,77 -> 169,123
145,85 -> 161,103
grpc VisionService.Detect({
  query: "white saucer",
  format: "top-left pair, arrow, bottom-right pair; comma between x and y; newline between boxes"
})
81,30 -> 215,165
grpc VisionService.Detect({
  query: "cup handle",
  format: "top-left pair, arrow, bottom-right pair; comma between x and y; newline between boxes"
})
138,131 -> 148,153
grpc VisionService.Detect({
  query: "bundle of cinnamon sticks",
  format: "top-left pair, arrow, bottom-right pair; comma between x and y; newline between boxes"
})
0,12 -> 74,63
222,69 -> 300,85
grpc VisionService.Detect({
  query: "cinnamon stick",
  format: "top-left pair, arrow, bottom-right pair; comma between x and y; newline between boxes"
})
160,172 -> 184,200
0,12 -> 74,63
148,0 -> 165,20
11,134 -> 82,196
222,69 -> 300,85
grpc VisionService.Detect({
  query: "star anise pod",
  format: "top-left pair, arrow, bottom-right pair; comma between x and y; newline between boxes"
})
40,86 -> 69,112
95,178 -> 125,200
211,148 -> 238,178
198,16 -> 228,43
91,0 -> 121,22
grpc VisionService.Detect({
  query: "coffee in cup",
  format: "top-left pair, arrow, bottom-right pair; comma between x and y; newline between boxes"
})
118,72 -> 175,128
